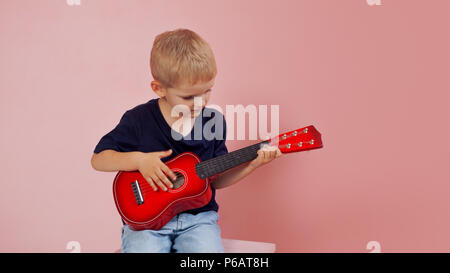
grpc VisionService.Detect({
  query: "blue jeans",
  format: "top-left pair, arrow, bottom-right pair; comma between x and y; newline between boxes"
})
121,210 -> 224,253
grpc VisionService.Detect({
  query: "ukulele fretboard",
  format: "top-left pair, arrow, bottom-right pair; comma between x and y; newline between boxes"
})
195,140 -> 270,179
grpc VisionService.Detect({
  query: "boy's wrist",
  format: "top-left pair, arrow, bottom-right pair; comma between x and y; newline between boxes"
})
131,151 -> 145,170
247,161 -> 260,172
244,162 -> 258,173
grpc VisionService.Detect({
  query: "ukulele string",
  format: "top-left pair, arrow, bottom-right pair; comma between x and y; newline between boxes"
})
138,144 -> 265,194
138,140 -> 274,194
138,149 -> 254,194
138,144 -> 267,194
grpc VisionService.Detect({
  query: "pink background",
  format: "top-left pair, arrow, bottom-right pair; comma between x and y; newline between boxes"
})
1,0 -> 449,252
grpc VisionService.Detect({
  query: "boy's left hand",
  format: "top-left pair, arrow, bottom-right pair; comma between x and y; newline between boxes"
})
248,144 -> 282,170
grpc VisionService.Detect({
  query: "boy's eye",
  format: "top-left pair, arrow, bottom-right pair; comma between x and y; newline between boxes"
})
181,90 -> 211,100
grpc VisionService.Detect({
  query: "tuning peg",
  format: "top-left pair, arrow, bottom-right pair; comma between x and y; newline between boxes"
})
297,139 -> 314,147
281,128 -> 309,140
279,143 -> 291,149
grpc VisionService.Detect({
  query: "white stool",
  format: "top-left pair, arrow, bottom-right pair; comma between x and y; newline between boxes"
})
222,238 -> 276,253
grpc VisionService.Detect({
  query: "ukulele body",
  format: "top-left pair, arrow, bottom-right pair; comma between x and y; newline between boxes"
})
113,152 -> 212,231
112,125 -> 323,231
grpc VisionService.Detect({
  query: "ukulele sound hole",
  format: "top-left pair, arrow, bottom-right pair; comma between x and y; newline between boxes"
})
172,171 -> 185,190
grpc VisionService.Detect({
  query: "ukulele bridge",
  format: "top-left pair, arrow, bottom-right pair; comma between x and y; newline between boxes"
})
131,180 -> 144,205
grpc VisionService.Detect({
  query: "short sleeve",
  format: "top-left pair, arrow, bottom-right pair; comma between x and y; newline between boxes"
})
93,111 -> 140,154
209,114 -> 228,184
213,115 -> 228,157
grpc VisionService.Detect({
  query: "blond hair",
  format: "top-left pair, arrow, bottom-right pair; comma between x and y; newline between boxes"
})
150,28 -> 217,89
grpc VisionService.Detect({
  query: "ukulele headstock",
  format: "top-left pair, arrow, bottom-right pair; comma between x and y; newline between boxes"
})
271,125 -> 323,153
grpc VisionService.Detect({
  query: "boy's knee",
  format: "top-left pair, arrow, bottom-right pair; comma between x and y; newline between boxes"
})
175,238 -> 224,253
121,226 -> 172,253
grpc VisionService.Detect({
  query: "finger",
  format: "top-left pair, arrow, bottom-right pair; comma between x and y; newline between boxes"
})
261,144 -> 278,154
270,150 -> 277,159
261,144 -> 270,151
276,148 -> 282,157
263,151 -> 271,163
161,164 -> 177,181
260,150 -> 266,161
156,169 -> 173,189
151,175 -> 168,191
253,150 -> 263,164
145,177 -> 158,191
158,149 -> 173,158
264,151 -> 271,161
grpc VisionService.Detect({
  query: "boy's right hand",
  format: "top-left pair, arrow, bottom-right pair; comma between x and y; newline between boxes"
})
137,149 -> 177,191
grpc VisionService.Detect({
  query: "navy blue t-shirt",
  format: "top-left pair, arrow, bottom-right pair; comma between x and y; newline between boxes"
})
93,98 -> 228,215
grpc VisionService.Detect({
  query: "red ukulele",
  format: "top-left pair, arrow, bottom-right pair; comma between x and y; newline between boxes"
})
113,125 -> 323,230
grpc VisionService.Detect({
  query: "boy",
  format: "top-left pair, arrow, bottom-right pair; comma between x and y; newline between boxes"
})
91,28 -> 281,253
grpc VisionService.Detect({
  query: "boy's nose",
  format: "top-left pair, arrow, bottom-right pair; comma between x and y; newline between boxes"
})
193,96 -> 207,108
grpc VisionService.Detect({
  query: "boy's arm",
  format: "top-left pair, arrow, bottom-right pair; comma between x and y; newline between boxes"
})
91,150 -> 144,172
91,149 -> 177,191
211,162 -> 256,189
212,146 -> 281,189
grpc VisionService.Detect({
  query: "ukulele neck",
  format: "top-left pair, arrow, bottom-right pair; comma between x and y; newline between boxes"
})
195,140 -> 270,179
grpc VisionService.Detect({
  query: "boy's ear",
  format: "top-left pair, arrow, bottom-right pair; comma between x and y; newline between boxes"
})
151,80 -> 166,98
